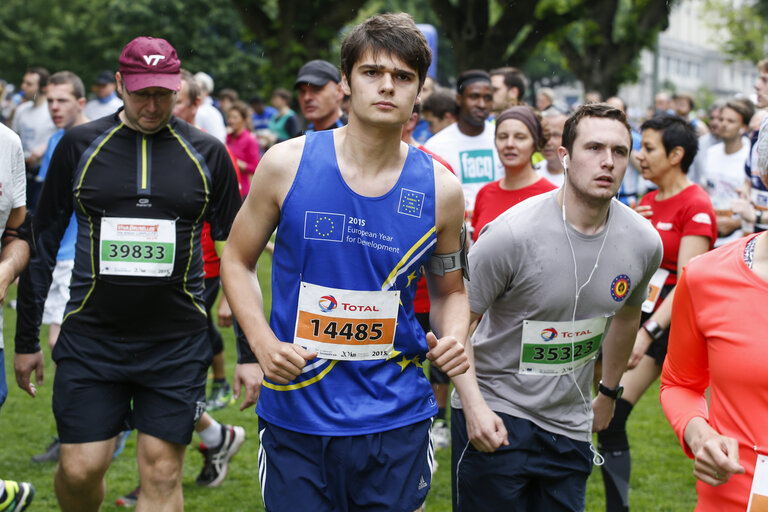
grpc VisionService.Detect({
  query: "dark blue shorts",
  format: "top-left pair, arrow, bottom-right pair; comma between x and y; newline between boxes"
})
52,329 -> 212,445
451,407 -> 592,512
258,418 -> 434,512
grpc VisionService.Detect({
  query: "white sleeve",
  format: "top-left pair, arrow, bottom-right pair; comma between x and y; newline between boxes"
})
11,133 -> 26,208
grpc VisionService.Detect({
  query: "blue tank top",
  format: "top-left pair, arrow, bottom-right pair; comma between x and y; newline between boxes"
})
257,130 -> 439,435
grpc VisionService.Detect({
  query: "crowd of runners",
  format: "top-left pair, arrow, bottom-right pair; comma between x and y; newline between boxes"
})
0,11 -> 766,512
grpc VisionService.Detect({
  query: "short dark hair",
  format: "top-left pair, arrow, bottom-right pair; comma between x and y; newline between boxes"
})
48,71 -> 85,100
341,13 -> 431,89
456,69 -> 491,94
641,114 -> 698,173
422,88 -> 457,119
180,69 -> 201,105
673,93 -> 694,111
26,66 -> 50,88
218,88 -> 239,102
228,100 -> 252,128
272,88 -> 292,103
562,103 -> 632,154
724,98 -> 754,126
489,67 -> 526,101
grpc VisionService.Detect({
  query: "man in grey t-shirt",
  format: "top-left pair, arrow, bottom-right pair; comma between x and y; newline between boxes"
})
450,103 -> 662,512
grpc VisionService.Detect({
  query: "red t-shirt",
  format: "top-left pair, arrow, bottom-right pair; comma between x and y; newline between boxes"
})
640,184 -> 717,286
471,177 -> 557,242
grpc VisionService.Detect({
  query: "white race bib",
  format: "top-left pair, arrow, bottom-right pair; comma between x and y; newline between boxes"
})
519,317 -> 608,375
748,453 -> 768,511
294,282 -> 400,360
641,268 -> 670,313
100,217 -> 176,277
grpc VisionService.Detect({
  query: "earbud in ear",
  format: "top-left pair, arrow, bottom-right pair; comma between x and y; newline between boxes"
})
562,155 -> 568,170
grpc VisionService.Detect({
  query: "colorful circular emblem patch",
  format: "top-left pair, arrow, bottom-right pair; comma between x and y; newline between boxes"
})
540,328 -> 558,341
318,295 -> 337,312
610,274 -> 631,302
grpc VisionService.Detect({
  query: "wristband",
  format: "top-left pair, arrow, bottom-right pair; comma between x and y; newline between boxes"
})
598,380 -> 624,400
642,320 -> 664,341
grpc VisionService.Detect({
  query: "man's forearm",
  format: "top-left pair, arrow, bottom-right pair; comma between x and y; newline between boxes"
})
0,237 -> 30,289
600,308 -> 642,387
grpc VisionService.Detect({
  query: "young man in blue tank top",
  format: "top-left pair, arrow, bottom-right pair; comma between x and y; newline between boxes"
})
222,13 -> 470,512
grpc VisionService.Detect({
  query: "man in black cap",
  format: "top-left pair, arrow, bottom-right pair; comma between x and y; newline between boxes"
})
83,70 -> 123,120
294,59 -> 346,132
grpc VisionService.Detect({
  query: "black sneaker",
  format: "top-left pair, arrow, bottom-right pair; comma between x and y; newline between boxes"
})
115,484 -> 140,508
195,425 -> 245,487
0,480 -> 35,512
31,437 -> 59,463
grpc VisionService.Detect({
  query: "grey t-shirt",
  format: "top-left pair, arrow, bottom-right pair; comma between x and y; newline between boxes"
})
452,190 -> 662,441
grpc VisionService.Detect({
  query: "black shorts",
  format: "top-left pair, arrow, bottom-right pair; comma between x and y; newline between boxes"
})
415,312 -> 450,385
52,329 -> 212,445
204,276 -> 224,355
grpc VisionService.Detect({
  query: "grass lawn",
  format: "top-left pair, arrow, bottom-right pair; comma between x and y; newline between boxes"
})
0,251 -> 699,510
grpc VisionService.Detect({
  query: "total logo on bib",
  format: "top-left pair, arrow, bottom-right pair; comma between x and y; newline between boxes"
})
294,282 -> 400,360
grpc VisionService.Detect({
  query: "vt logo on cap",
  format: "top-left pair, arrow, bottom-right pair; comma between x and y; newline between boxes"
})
119,36 -> 181,92
143,55 -> 166,66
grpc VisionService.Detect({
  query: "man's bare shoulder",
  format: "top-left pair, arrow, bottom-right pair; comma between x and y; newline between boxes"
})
258,136 -> 307,177
433,159 -> 463,210
251,135 -> 307,202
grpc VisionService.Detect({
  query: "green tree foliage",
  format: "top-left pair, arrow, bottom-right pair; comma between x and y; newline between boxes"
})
232,0 -> 370,91
0,0 -> 264,97
426,0 -> 589,72
704,0 -> 766,63
557,0 -> 674,99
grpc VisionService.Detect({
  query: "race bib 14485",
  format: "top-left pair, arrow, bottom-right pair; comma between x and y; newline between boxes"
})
294,282 -> 400,361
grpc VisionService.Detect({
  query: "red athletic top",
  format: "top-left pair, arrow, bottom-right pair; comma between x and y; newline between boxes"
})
661,234 -> 768,511
640,184 -> 717,287
471,177 -> 557,242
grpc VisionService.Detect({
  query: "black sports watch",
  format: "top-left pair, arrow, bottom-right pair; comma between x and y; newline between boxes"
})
642,320 -> 664,341
598,380 -> 624,400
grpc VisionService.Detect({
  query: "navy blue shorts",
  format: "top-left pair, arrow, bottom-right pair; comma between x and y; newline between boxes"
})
258,418 -> 434,512
415,312 -> 449,385
52,330 -> 212,445
451,407 -> 592,512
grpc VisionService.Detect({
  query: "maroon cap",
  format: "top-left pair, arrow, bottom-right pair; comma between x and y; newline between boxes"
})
119,37 -> 181,92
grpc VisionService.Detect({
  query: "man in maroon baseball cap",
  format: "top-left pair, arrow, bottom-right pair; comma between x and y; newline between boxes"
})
12,33 -> 243,512
118,36 -> 181,92
115,36 -> 181,134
